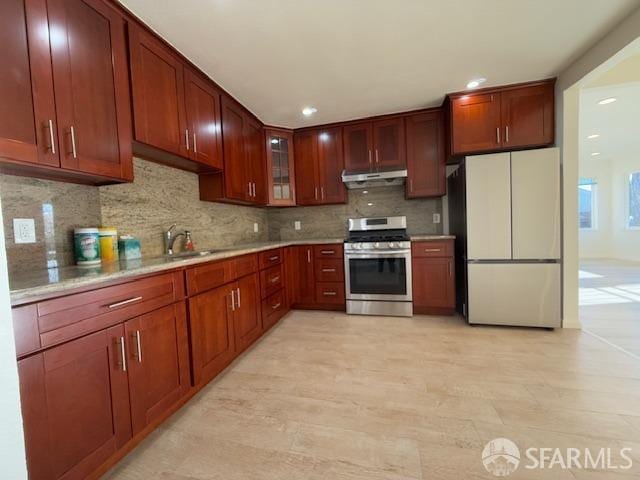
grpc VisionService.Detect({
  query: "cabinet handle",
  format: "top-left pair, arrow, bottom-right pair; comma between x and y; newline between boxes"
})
314,186 -> 318,200
320,250 -> 335,255
47,120 -> 56,155
375,149 -> 379,164
505,126 -> 509,143
271,302 -> 281,310
320,186 -> 325,199
307,249 -> 311,263
134,330 -> 142,363
269,256 -> 279,261
230,289 -> 236,311
410,179 -> 413,192
496,127 -> 500,144
424,248 -> 441,253
69,126 -> 77,159
185,129 -> 190,150
322,268 -> 336,273
323,291 -> 337,296
236,287 -> 241,308
118,336 -> 127,372
252,182 -> 256,197
193,132 -> 197,153
107,296 -> 143,309
449,261 -> 453,278
248,182 -> 252,197
368,150 -> 372,166
270,275 -> 280,284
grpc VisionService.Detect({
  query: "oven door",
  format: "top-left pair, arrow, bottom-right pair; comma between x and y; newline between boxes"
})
345,251 -> 412,302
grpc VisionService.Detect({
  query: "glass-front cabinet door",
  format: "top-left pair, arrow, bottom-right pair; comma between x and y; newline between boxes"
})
265,128 -> 296,206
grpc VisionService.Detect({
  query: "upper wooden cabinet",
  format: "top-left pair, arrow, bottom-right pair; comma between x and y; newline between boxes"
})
405,110 -> 446,198
265,129 -> 296,206
343,117 -> 405,171
0,0 -> 133,184
448,80 -> 555,156
129,24 -> 223,172
294,127 -> 346,205
245,116 -> 267,204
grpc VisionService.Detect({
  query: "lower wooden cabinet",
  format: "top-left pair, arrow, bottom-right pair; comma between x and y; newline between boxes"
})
233,273 -> 262,353
285,245 -> 315,306
412,240 -> 455,314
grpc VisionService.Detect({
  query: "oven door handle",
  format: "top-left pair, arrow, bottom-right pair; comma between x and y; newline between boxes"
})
345,251 -> 411,258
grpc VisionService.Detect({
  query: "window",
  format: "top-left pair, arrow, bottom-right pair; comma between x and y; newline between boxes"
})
578,177 -> 597,229
629,171 -> 640,229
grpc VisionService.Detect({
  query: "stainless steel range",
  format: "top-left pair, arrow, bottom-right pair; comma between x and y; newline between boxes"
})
344,216 -> 412,317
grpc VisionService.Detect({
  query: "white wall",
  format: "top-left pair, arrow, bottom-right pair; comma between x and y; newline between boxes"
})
0,197 -> 28,479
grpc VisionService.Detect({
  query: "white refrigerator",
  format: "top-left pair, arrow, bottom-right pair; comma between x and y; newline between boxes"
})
448,148 -> 561,328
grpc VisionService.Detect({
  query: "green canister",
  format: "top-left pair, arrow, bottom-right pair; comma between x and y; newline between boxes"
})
74,228 -> 101,266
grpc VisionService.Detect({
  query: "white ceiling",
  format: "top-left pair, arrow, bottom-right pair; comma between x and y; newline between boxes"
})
121,0 -> 639,128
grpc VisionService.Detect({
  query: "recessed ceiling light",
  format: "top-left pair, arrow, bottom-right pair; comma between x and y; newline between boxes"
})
587,134 -> 600,139
591,152 -> 601,156
598,97 -> 617,105
466,78 -> 486,89
302,106 -> 317,116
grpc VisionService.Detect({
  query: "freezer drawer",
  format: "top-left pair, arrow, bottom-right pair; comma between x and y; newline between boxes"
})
467,263 -> 561,328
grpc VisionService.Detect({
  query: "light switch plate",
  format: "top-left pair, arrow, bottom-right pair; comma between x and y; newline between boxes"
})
14,218 -> 36,244
432,213 -> 441,224
294,221 -> 301,231
253,223 -> 259,233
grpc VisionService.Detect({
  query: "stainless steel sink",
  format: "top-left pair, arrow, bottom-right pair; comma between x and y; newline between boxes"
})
164,250 -> 218,260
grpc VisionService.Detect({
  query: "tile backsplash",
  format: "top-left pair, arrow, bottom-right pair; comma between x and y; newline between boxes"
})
1,161 -> 443,275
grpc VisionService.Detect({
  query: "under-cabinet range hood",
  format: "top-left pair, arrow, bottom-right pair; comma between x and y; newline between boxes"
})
341,169 -> 408,189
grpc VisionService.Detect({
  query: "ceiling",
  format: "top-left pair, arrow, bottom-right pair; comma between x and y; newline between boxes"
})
121,0 -> 639,128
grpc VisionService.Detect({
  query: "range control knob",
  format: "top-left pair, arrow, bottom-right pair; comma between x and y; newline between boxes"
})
388,242 -> 397,249
374,242 -> 380,249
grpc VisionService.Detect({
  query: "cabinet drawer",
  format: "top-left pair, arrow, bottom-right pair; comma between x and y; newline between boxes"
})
259,248 -> 283,269
260,264 -> 284,299
187,259 -> 234,295
232,253 -> 258,279
315,282 -> 345,305
35,271 -> 185,349
314,244 -> 343,259
262,289 -> 287,330
412,240 -> 453,258
315,258 -> 344,282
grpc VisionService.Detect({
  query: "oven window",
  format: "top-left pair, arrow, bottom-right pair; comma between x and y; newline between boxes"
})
349,258 -> 407,295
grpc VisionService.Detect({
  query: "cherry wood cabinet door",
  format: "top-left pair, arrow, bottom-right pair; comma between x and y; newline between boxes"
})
412,257 -> 455,309
265,129 -> 296,206
233,274 -> 261,352
450,92 -> 501,155
343,122 -> 373,171
405,111 -> 445,198
184,68 -> 223,169
48,0 -> 132,180
373,117 -> 406,169
317,127 -> 347,204
501,83 -> 554,149
245,117 -> 266,204
18,325 -> 131,480
221,97 -> 250,202
129,23 -> 187,159
188,284 -> 236,386
125,303 -> 190,435
0,0 -> 58,168
293,130 -> 320,205
288,246 -> 315,305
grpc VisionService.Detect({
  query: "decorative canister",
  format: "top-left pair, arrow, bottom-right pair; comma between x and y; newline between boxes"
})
98,227 -> 119,263
74,228 -> 101,266
118,235 -> 142,260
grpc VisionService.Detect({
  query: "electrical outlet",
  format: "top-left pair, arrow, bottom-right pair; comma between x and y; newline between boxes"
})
14,218 -> 36,244
253,223 -> 259,233
432,213 -> 441,224
294,221 -> 301,231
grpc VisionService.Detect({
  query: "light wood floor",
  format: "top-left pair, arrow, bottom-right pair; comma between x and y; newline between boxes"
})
580,259 -> 640,358
104,311 -> 640,480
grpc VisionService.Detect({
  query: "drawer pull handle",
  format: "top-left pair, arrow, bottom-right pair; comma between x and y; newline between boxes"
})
269,255 -> 279,261
424,248 -> 441,252
322,268 -> 336,273
134,330 -> 142,363
118,336 -> 127,372
271,302 -> 281,310
107,296 -> 143,309
270,275 -> 281,283
320,250 -> 335,255
323,291 -> 337,296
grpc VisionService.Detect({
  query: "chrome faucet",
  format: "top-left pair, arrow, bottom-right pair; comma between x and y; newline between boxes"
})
164,224 -> 186,255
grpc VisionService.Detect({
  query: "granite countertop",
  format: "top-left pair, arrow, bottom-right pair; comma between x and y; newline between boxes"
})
9,238 -> 344,304
10,235 -> 455,304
